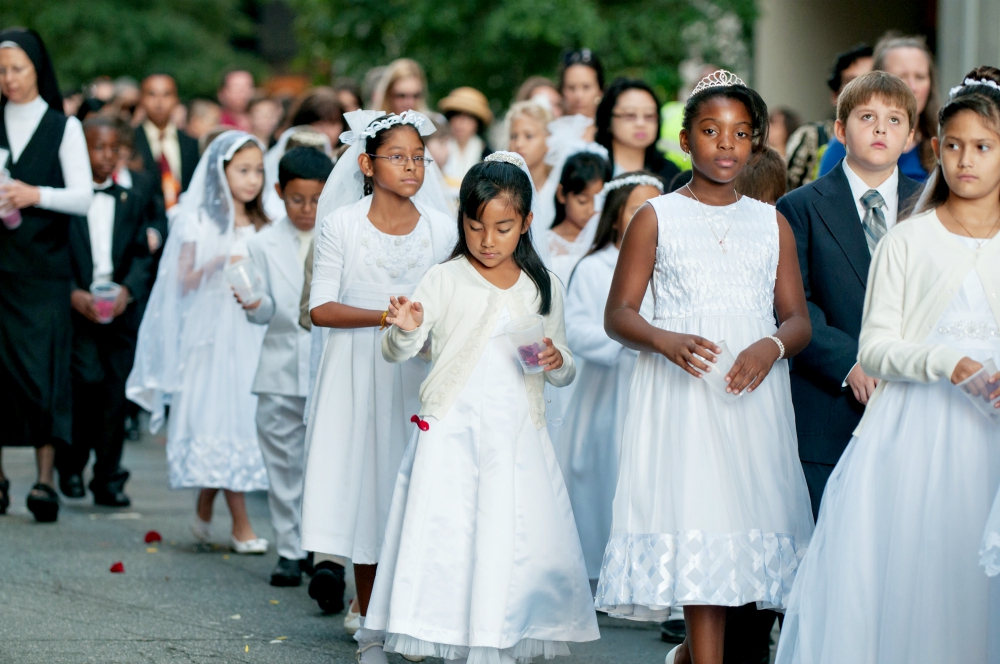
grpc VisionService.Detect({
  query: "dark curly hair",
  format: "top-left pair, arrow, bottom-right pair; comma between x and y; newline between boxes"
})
682,76 -> 770,156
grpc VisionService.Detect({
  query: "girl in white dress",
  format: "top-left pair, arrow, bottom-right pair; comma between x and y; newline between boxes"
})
367,152 -> 600,664
559,171 -> 663,584
594,71 -> 815,664
545,150 -> 610,285
300,110 -> 454,663
127,131 -> 271,553
775,68 -> 1000,664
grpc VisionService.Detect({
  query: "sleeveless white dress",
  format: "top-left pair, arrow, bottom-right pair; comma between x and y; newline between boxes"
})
776,234 -> 1000,664
167,223 -> 268,491
594,192 -> 814,619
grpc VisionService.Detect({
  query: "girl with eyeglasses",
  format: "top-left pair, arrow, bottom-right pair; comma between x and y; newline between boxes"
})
300,110 -> 455,664
595,78 -> 681,185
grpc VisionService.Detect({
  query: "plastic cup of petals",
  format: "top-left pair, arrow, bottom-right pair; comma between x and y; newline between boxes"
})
504,314 -> 547,375
224,258 -> 262,305
699,339 -> 743,401
957,358 -> 1000,422
90,282 -> 122,324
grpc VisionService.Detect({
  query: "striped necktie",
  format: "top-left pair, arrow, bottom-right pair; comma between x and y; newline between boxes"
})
860,189 -> 887,255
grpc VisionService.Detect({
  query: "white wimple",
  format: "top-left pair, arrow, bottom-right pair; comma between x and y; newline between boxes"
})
692,69 -> 746,95
602,174 -> 664,195
949,77 -> 1000,99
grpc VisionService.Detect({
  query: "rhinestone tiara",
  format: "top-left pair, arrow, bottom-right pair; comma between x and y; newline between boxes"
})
602,174 -> 664,195
691,69 -> 746,96
484,151 -> 528,169
949,77 -> 1000,99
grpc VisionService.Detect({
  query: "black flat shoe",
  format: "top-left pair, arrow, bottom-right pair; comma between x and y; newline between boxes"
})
92,489 -> 131,508
270,557 -> 303,587
308,561 -> 346,613
0,479 -> 9,514
59,473 -> 85,499
301,551 -> 316,577
26,483 -> 59,523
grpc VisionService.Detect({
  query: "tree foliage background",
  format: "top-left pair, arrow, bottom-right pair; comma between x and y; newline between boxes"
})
289,0 -> 757,110
0,0 -> 265,99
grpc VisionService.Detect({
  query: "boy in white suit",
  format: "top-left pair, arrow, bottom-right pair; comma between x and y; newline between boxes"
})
241,147 -> 334,587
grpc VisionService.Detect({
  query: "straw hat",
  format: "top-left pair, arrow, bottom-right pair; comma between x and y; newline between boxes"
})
438,87 -> 494,126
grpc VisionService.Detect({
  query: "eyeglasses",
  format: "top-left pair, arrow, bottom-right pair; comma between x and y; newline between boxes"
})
366,154 -> 433,167
612,112 -> 658,125
392,91 -> 424,101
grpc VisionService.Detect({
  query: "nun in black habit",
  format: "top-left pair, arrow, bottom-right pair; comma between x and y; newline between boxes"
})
0,28 -> 93,522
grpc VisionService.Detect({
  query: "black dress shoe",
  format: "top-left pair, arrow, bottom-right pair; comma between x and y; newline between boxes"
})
92,489 -> 131,507
661,619 -> 687,643
59,473 -> 85,499
301,551 -> 316,577
270,557 -> 303,587
26,483 -> 59,523
308,561 -> 346,613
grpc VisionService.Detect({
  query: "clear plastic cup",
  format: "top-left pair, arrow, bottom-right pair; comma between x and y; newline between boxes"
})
0,168 -> 21,230
90,282 -> 122,324
504,314 -> 547,375
224,258 -> 262,305
957,358 -> 1000,422
698,339 -> 743,401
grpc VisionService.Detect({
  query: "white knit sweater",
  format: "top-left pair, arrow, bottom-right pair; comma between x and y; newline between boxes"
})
381,256 -> 576,429
856,208 -> 1000,433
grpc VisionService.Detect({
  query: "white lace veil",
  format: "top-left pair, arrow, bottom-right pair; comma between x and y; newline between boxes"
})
127,130 -> 266,432
263,126 -> 334,220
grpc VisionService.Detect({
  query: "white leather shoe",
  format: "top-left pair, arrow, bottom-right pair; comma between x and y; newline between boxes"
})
231,536 -> 268,554
666,645 -> 680,664
191,516 -> 211,542
344,604 -> 361,635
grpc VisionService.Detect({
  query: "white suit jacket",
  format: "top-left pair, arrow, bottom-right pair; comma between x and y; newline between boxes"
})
246,216 -> 311,397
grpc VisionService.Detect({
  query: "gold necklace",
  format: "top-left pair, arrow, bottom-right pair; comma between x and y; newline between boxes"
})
685,184 -> 740,253
944,204 -> 1000,251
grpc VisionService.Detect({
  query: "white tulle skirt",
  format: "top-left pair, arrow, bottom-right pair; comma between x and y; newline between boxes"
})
775,349 -> 1000,664
595,315 -> 815,620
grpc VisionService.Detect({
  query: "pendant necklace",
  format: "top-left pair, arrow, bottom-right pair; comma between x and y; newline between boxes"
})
685,184 -> 740,253
944,204 -> 1000,251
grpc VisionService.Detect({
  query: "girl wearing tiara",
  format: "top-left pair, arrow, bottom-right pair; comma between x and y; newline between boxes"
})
365,153 -> 599,663
558,171 -> 663,587
300,110 -> 455,663
776,68 -> 1000,664
128,131 -> 271,553
594,71 -> 814,664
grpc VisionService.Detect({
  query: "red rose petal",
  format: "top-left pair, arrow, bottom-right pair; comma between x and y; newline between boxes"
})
110,561 -> 125,573
144,530 -> 163,543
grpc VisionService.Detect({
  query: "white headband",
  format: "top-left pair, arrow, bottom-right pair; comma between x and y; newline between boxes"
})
339,110 -> 427,146
484,151 -> 528,169
949,77 -> 1000,100
0,41 -> 22,50
602,174 -> 664,195
692,69 -> 746,96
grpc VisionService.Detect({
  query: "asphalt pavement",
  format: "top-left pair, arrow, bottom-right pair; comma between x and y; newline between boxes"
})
0,429 -> 673,663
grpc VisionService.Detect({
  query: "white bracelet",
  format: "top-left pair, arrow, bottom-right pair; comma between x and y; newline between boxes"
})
765,335 -> 785,361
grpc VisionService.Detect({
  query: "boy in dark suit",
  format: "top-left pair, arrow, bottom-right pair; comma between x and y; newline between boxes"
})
57,117 -> 154,506
776,71 -> 922,517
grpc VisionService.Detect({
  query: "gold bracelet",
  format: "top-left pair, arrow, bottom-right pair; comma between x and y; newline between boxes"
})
379,310 -> 389,330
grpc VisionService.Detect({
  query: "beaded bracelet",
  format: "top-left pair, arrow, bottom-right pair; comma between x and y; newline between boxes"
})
765,335 -> 785,361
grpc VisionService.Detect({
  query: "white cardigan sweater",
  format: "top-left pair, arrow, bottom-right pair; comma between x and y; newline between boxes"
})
856,208 -> 1000,433
381,256 -> 576,429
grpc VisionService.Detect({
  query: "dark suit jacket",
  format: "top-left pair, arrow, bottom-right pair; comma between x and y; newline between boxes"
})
776,159 -> 922,466
68,182 -> 155,336
132,124 -> 198,244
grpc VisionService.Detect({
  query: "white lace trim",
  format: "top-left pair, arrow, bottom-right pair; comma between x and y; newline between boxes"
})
360,221 -> 431,279
595,530 -> 806,616
384,633 -> 571,663
981,532 -> 1000,577
936,320 -> 1000,341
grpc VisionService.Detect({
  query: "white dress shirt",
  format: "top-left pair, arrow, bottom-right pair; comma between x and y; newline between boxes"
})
3,95 -> 92,215
842,159 -> 899,229
142,120 -> 181,179
87,180 -> 116,285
